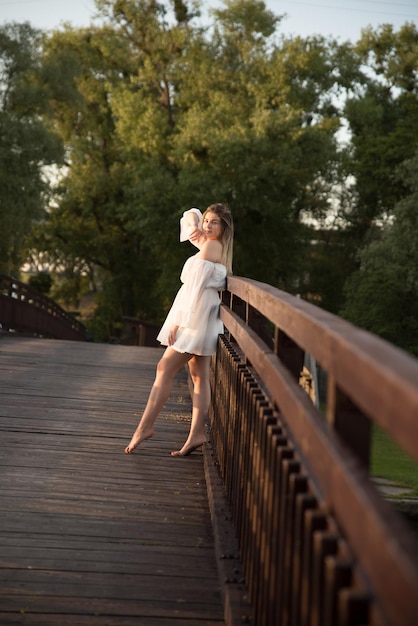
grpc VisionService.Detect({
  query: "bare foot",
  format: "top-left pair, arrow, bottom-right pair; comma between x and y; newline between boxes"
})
171,436 -> 206,457
124,427 -> 154,454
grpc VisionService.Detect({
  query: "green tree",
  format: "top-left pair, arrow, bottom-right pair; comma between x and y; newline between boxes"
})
345,23 -> 418,225
0,22 -> 63,275
3,4 -> 417,342
308,23 -> 418,314
28,270 -> 52,294
170,9 -> 342,289
39,34 -> 169,318
31,0 -> 344,340
342,152 -> 418,355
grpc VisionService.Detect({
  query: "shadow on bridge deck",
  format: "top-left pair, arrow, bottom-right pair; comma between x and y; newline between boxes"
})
0,338 -> 246,626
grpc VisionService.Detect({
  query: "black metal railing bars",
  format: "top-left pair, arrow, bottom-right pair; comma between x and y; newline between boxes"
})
210,276 -> 418,626
0,274 -> 87,341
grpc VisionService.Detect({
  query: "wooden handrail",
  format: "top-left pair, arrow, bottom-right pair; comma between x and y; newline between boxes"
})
0,274 -> 87,341
226,276 -> 418,464
209,275 -> 418,626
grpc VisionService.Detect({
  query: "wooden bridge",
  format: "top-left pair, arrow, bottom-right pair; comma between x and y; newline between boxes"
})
0,274 -> 87,341
1,274 -> 418,625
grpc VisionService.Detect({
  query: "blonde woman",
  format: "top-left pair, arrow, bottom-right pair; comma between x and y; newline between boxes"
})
125,203 -> 234,456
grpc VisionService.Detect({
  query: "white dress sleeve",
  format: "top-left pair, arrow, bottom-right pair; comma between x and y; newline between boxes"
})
179,208 -> 203,242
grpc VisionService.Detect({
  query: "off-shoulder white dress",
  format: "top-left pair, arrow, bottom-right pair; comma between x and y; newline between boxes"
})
157,253 -> 227,356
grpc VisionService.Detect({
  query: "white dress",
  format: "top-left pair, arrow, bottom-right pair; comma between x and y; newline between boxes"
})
157,253 -> 227,356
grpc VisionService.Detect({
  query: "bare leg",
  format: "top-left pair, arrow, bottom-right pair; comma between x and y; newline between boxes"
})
171,355 -> 211,456
125,348 -> 191,453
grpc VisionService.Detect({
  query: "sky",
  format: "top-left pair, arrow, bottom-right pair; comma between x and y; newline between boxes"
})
0,0 -> 417,42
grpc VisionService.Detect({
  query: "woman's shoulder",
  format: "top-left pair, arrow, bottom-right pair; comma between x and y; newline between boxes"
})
198,239 -> 223,264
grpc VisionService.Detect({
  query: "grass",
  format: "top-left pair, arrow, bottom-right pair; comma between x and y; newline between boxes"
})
371,425 -> 418,498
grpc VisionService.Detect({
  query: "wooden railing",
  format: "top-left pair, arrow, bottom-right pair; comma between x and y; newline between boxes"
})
0,274 -> 88,341
209,276 -> 418,626
122,316 -> 161,347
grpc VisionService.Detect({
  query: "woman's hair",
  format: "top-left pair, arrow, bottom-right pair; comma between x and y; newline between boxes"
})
203,203 -> 234,275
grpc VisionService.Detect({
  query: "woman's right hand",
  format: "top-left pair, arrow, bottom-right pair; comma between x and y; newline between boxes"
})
168,325 -> 179,345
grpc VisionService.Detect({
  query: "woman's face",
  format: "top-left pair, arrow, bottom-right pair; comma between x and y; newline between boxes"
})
203,211 -> 223,241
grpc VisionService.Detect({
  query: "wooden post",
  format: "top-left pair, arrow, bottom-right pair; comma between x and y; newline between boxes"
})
274,327 -> 305,382
327,377 -> 371,470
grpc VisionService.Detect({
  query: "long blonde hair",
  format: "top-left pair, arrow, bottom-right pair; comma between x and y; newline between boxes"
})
203,203 -> 234,275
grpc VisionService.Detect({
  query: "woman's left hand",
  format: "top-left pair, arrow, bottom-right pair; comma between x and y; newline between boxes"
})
168,325 -> 179,345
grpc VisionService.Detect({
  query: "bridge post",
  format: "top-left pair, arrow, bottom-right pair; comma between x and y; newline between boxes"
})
326,378 -> 371,469
274,328 -> 305,382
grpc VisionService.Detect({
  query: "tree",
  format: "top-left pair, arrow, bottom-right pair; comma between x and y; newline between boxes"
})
342,151 -> 418,355
32,2 -> 197,339
29,0 -> 344,340
346,23 -> 418,221
0,22 -> 63,275
170,8 -> 342,288
307,23 -> 418,314
342,26 -> 418,240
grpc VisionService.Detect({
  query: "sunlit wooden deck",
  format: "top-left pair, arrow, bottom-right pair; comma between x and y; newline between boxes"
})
0,338 -> 226,625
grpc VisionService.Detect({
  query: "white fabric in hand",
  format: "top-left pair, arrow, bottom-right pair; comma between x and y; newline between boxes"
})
179,208 -> 203,242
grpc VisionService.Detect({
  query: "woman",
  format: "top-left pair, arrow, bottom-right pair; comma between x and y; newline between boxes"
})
124,203 -> 234,456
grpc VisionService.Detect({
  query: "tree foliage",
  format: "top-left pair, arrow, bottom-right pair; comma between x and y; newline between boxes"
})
0,22 -> 63,275
307,23 -> 418,316
342,152 -> 418,355
26,0 -> 343,339
344,24 -> 418,233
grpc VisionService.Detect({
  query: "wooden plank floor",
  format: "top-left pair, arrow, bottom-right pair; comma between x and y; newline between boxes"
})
0,338 -> 225,625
